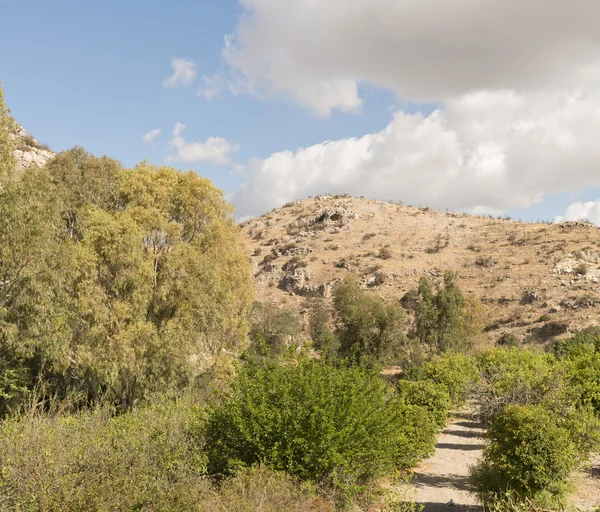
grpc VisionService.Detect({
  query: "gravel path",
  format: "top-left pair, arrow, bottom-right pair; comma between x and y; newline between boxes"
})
411,411 -> 485,512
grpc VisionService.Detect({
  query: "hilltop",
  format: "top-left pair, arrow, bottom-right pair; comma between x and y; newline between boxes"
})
9,123 -> 54,170
241,194 -> 600,345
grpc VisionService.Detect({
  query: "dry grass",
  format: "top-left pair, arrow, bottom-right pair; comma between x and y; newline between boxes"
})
242,195 -> 600,345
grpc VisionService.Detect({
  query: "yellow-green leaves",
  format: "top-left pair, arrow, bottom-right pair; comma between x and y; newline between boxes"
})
0,148 -> 253,411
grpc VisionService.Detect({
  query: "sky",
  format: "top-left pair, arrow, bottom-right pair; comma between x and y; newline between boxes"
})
1,0 -> 600,224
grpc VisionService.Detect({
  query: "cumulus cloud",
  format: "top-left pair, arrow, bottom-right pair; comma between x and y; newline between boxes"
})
224,1 -> 600,218
555,201 -> 600,226
233,89 -> 600,218
224,0 -> 600,115
167,122 -> 239,165
142,129 -> 161,142
163,57 -> 198,88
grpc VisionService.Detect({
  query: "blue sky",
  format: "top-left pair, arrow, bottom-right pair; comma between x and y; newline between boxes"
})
2,0 -> 600,223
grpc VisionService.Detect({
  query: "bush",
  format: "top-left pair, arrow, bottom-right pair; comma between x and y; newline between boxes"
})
397,379 -> 451,428
201,466 -> 334,512
475,348 -> 561,424
203,359 -> 434,492
409,352 -> 479,406
471,404 -> 578,501
496,332 -> 519,347
394,405 -> 438,469
0,400 -> 207,511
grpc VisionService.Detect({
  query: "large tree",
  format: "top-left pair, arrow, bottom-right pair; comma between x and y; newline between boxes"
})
0,141 -> 253,409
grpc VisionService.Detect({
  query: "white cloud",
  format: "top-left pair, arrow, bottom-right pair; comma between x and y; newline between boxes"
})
224,0 -> 600,115
224,1 -> 600,218
233,89 -> 600,218
142,129 -> 161,142
163,57 -> 198,88
167,122 -> 239,165
555,201 -> 600,226
197,73 -> 226,100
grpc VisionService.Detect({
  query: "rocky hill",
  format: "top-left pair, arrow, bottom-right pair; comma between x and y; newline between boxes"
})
9,123 -> 54,171
241,195 -> 600,345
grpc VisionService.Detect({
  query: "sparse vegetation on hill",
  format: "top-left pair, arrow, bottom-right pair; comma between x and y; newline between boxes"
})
1,84 -> 600,511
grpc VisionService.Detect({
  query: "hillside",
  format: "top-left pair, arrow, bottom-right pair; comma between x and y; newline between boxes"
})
241,195 -> 600,345
9,123 -> 55,170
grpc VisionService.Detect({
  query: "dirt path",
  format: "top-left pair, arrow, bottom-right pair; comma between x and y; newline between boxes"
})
410,411 -> 485,512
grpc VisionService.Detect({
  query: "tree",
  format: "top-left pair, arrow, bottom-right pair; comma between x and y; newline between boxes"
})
0,83 -> 16,180
0,149 -> 254,411
333,276 -> 407,366
414,271 -> 480,353
248,302 -> 300,359
308,298 -> 339,359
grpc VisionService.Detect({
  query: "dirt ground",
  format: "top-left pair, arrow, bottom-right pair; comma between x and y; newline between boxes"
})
407,412 -> 600,512
410,411 -> 484,511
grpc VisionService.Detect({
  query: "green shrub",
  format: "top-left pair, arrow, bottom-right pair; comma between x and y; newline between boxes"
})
476,348 -> 561,423
496,332 -> 519,347
471,404 -> 578,501
397,379 -> 451,428
308,299 -> 340,359
394,405 -> 438,468
409,352 -> 479,406
204,359 -> 433,492
0,399 -> 207,511
552,327 -> 600,360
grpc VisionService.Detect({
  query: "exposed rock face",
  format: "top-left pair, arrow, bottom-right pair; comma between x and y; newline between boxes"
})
241,194 -> 600,344
9,124 -> 55,171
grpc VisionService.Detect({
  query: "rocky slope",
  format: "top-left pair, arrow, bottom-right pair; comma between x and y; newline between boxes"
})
241,195 -> 600,345
9,123 -> 55,170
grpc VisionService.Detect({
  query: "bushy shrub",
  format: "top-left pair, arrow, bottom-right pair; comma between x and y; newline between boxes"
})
496,332 -> 519,347
204,359 -> 434,491
308,298 -> 339,359
394,405 -> 438,468
409,352 -> 479,406
471,404 -> 578,501
475,348 -> 562,423
397,379 -> 451,428
200,466 -> 334,512
0,400 -> 207,511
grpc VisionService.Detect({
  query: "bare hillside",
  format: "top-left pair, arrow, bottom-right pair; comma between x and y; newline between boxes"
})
241,195 -> 600,345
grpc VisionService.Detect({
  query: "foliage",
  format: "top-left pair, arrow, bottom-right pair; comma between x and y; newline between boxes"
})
397,379 -> 451,428
333,276 -> 407,365
496,332 -> 519,348
309,298 -> 340,359
475,348 -> 563,424
409,352 -> 480,406
394,404 -> 438,468
0,149 -> 254,411
247,302 -> 300,359
204,358 -> 434,493
200,466 -> 334,512
471,404 -> 578,501
413,271 -> 481,353
0,399 -> 208,511
0,83 -> 16,179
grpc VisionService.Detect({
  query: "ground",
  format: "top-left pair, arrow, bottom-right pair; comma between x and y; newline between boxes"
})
241,195 -> 600,346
